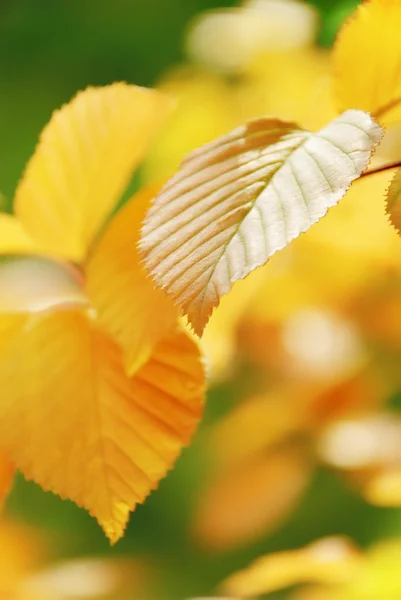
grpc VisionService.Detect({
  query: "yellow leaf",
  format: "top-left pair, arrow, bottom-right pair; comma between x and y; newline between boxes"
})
141,110 -> 382,335
221,536 -> 361,596
193,448 -> 312,551
364,468 -> 401,506
333,0 -> 401,121
14,83 -> 170,262
0,214 -> 33,254
386,169 -> 401,236
0,451 -> 15,508
86,184 -> 179,375
0,310 -> 204,543
207,390 -> 309,471
142,68 -> 236,184
0,518 -> 47,591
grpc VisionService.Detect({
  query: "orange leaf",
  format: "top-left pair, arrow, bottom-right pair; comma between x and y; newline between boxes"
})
86,184 -> 179,375
0,309 -> 204,543
141,111 -> 381,335
14,83 -> 170,262
193,448 -> 311,551
333,0 -> 401,121
0,451 -> 15,508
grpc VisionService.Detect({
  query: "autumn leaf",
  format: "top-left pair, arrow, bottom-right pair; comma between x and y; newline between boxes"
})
86,183 -> 179,376
141,110 -> 382,335
386,169 -> 401,235
0,307 -> 204,544
14,83 -> 170,262
0,451 -> 15,508
193,448 -> 311,551
221,537 -> 361,597
333,0 -> 401,121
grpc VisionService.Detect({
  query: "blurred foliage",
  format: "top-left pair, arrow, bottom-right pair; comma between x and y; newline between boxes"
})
3,1 -> 401,599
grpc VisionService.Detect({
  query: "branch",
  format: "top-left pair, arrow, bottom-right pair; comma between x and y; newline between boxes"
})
372,96 -> 401,121
361,159 -> 401,179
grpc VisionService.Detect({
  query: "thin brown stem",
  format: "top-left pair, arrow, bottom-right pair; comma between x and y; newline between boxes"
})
361,159 -> 401,179
372,96 -> 401,121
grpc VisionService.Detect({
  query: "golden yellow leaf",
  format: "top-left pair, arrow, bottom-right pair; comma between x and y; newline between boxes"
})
0,518 -> 47,591
333,0 -> 401,121
207,390 -> 309,471
386,169 -> 401,236
142,68 -> 236,184
0,310 -> 204,544
86,184 -> 178,375
193,448 -> 311,551
141,110 -> 382,335
0,215 -> 33,254
14,83 -> 170,262
0,451 -> 15,507
221,537 -> 361,596
364,468 -> 401,506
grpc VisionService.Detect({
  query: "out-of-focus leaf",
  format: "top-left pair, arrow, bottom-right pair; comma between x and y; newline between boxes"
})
0,215 -> 33,254
201,267 -> 266,380
186,0 -> 319,74
386,169 -> 401,236
221,536 -> 361,596
0,307 -> 204,543
141,110 -> 381,335
318,415 -> 401,472
192,448 -> 312,551
0,518 -> 47,591
236,48 -> 333,129
300,169 -> 401,275
86,183 -> 178,376
14,83 -> 170,262
206,389 -> 309,471
0,451 -> 15,507
333,0 -> 401,122
364,468 -> 401,506
142,68 -> 236,184
340,540 -> 401,600
20,556 -> 148,600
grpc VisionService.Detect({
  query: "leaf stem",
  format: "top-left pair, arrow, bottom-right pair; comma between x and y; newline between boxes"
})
372,96 -> 401,121
361,159 -> 401,179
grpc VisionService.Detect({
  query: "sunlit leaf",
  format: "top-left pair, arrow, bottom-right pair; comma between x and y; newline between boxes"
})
0,255 -> 88,315
0,451 -> 15,508
386,169 -> 401,236
0,309 -> 204,543
141,110 -> 381,335
221,537 -> 361,596
86,184 -> 178,375
193,448 -> 312,551
14,83 -> 170,262
333,0 -> 401,121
